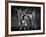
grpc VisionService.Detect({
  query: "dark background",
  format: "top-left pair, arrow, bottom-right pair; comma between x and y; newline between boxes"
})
11,6 -> 41,31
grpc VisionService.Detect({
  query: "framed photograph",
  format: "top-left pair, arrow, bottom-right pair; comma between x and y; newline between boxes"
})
5,1 -> 45,36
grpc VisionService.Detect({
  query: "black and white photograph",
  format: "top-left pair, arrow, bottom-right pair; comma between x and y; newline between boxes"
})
11,6 -> 40,31
8,2 -> 45,35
